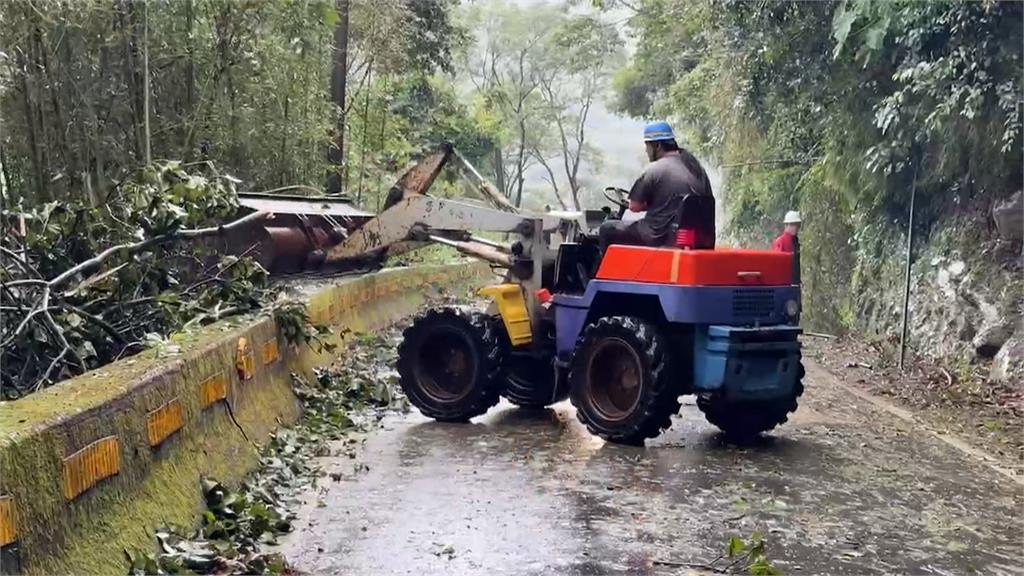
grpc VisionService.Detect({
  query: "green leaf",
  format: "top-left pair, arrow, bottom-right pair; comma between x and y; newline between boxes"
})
831,0 -> 858,59
726,535 -> 746,557
749,557 -> 782,576
65,312 -> 83,328
319,2 -> 340,27
77,341 -> 98,359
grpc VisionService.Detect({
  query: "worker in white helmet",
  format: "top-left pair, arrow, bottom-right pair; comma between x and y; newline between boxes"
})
772,210 -> 801,284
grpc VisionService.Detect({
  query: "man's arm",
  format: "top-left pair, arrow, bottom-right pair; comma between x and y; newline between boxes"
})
628,171 -> 651,212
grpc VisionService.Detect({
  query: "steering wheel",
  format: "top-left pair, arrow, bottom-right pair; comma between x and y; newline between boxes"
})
603,186 -> 629,209
603,187 -> 630,219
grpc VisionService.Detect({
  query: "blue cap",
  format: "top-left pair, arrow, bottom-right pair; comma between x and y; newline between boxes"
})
643,121 -> 676,142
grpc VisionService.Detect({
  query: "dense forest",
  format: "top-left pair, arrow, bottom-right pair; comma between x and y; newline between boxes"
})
0,0 -> 484,209
0,0 -> 626,212
0,0 -> 1021,396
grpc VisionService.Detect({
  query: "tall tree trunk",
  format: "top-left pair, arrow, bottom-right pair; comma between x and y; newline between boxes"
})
37,23 -> 78,199
17,47 -> 48,202
141,0 -> 151,164
184,0 -> 197,157
326,0 -> 350,195
493,148 -> 506,199
0,145 -> 11,200
514,118 -> 527,208
95,42 -> 113,197
356,61 -> 373,205
375,75 -> 389,212
122,1 -> 142,161
279,95 -> 290,186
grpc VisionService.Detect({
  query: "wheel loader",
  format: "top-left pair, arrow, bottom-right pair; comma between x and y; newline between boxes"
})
268,144 -> 804,445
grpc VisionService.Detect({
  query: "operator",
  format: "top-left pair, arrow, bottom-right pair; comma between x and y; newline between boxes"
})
598,121 -> 713,252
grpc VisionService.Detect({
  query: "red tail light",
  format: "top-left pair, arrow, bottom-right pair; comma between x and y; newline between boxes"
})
676,228 -> 695,249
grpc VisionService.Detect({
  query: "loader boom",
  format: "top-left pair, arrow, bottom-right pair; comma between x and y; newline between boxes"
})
322,144 -> 582,275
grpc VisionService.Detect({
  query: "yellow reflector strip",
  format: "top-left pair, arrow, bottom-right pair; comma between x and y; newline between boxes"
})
261,339 -> 280,366
0,496 -> 16,546
62,436 -> 120,501
146,399 -> 184,447
200,373 -> 227,409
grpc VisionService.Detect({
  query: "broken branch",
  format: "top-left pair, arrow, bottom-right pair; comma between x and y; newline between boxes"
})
46,210 -> 270,289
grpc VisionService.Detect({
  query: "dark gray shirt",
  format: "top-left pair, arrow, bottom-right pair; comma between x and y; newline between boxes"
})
628,150 -> 713,241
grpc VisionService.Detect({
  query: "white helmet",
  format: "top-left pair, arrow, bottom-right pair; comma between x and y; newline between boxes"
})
784,210 -> 801,224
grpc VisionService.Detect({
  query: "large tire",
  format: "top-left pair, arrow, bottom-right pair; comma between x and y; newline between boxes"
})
396,308 -> 505,422
697,362 -> 805,439
503,353 -> 569,408
569,316 -> 681,445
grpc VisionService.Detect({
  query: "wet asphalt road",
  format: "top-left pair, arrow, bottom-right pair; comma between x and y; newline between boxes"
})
279,360 -> 1023,575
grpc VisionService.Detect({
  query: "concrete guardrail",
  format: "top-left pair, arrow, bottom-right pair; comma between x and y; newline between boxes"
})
0,262 -> 488,575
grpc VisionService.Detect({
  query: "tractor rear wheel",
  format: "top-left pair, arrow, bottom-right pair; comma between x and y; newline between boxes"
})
696,363 -> 805,439
502,353 -> 569,408
396,308 -> 505,422
569,316 -> 680,445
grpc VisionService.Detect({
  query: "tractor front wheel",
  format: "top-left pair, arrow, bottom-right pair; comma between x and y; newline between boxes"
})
696,363 -> 805,439
569,316 -> 680,445
396,308 -> 505,422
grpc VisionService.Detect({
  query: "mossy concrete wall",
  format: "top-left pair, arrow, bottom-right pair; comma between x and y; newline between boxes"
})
0,262 -> 488,575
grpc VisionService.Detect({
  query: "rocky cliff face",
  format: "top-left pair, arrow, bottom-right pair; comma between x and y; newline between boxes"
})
851,204 -> 1022,388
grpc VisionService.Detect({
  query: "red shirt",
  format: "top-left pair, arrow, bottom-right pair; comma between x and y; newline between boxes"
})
772,230 -> 796,253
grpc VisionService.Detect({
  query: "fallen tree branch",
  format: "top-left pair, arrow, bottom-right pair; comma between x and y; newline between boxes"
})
63,303 -> 127,345
1,291 -> 48,348
47,210 -> 270,289
0,246 -> 40,278
1,161 -> 282,398
653,559 -> 727,573
33,287 -> 84,387
62,263 -> 129,298
4,279 -> 49,289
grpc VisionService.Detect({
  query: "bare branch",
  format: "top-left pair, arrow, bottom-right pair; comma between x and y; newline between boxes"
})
0,246 -> 41,278
1,303 -> 47,348
62,263 -> 128,298
47,210 -> 270,289
530,149 -> 569,210
62,303 -> 126,344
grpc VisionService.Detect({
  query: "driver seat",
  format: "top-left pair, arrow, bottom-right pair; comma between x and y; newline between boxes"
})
673,193 -> 716,249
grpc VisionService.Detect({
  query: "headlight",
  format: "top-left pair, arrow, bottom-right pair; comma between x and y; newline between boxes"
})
785,299 -> 800,317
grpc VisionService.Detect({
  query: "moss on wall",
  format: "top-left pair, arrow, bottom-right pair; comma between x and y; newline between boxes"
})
0,262 -> 490,575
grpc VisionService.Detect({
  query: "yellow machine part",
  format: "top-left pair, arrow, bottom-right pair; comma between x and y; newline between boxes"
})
479,284 -> 532,347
